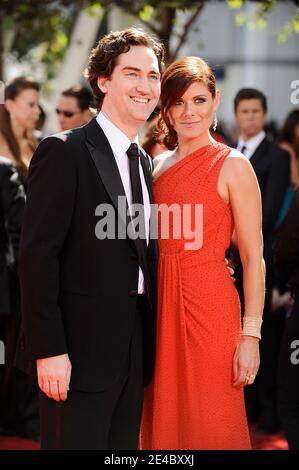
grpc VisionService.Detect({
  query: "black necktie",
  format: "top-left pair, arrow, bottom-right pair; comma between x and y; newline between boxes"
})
240,144 -> 247,155
127,143 -> 148,278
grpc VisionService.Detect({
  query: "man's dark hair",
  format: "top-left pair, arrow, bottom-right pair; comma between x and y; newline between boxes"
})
61,84 -> 93,111
85,28 -> 165,110
234,88 -> 267,113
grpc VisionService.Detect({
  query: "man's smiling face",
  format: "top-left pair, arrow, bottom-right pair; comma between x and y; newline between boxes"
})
98,45 -> 161,135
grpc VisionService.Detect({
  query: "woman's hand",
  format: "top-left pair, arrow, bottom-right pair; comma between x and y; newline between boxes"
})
232,336 -> 260,389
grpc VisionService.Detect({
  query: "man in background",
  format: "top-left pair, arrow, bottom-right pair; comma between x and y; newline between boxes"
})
233,88 -> 290,433
56,84 -> 94,131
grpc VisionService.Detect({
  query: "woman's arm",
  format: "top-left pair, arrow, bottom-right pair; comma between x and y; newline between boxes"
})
220,151 -> 265,388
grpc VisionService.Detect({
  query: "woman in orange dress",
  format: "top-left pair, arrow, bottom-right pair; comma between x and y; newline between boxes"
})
141,57 -> 265,450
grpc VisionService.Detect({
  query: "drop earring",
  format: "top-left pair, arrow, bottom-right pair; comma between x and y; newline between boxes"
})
212,113 -> 218,132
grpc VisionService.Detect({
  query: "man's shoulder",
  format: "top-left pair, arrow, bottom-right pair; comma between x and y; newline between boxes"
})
36,127 -> 87,162
45,126 -> 85,146
262,137 -> 289,158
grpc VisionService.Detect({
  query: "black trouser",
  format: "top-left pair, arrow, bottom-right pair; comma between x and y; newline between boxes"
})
0,270 -> 39,438
243,283 -> 284,429
277,291 -> 299,450
256,290 -> 285,428
39,297 -> 145,450
0,313 -> 39,438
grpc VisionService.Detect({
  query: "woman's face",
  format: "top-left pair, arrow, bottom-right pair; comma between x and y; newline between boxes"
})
167,81 -> 219,142
6,88 -> 40,131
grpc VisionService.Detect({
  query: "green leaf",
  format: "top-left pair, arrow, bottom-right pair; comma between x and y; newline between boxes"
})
139,5 -> 154,22
84,2 -> 102,16
235,12 -> 246,26
49,15 -> 60,28
227,0 -> 244,10
256,17 -> 267,29
278,31 -> 287,43
292,17 -> 299,34
247,20 -> 256,30
50,31 -> 68,53
1,16 -> 15,31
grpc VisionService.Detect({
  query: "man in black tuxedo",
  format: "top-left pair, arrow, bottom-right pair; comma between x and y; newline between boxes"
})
233,88 -> 290,432
18,28 -> 164,450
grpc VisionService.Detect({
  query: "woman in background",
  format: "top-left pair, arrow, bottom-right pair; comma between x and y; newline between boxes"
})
0,76 -> 40,183
274,109 -> 299,227
142,116 -> 166,158
279,109 -> 299,188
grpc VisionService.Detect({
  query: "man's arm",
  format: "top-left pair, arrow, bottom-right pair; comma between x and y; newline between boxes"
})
19,136 -> 76,360
20,136 -> 77,401
262,148 -> 290,243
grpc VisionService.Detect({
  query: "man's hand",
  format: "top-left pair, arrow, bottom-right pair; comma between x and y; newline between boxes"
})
37,353 -> 72,402
225,257 -> 235,282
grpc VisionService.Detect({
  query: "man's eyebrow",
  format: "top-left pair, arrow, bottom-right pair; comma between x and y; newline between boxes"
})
122,66 -> 160,75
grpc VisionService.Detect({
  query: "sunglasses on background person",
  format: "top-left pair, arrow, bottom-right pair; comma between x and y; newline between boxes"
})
55,108 -> 80,118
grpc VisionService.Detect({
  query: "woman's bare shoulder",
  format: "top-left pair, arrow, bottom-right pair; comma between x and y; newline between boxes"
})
224,148 -> 252,169
219,148 -> 257,188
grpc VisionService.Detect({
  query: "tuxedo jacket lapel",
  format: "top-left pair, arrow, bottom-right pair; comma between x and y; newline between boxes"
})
85,118 -> 129,231
84,118 -> 157,260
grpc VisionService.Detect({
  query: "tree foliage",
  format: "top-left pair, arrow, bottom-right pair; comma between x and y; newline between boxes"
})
0,0 -> 298,80
0,1 -> 77,79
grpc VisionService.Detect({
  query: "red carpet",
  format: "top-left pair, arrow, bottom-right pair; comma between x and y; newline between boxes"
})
0,435 -> 39,450
0,426 -> 288,450
249,425 -> 288,450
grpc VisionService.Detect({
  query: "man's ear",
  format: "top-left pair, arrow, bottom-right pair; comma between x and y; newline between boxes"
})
97,76 -> 108,94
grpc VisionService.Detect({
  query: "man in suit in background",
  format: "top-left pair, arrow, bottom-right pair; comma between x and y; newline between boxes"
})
18,28 -> 164,450
233,88 -> 290,432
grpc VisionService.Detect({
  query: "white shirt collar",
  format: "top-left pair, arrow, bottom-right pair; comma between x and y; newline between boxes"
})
238,130 -> 266,158
96,111 -> 139,160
